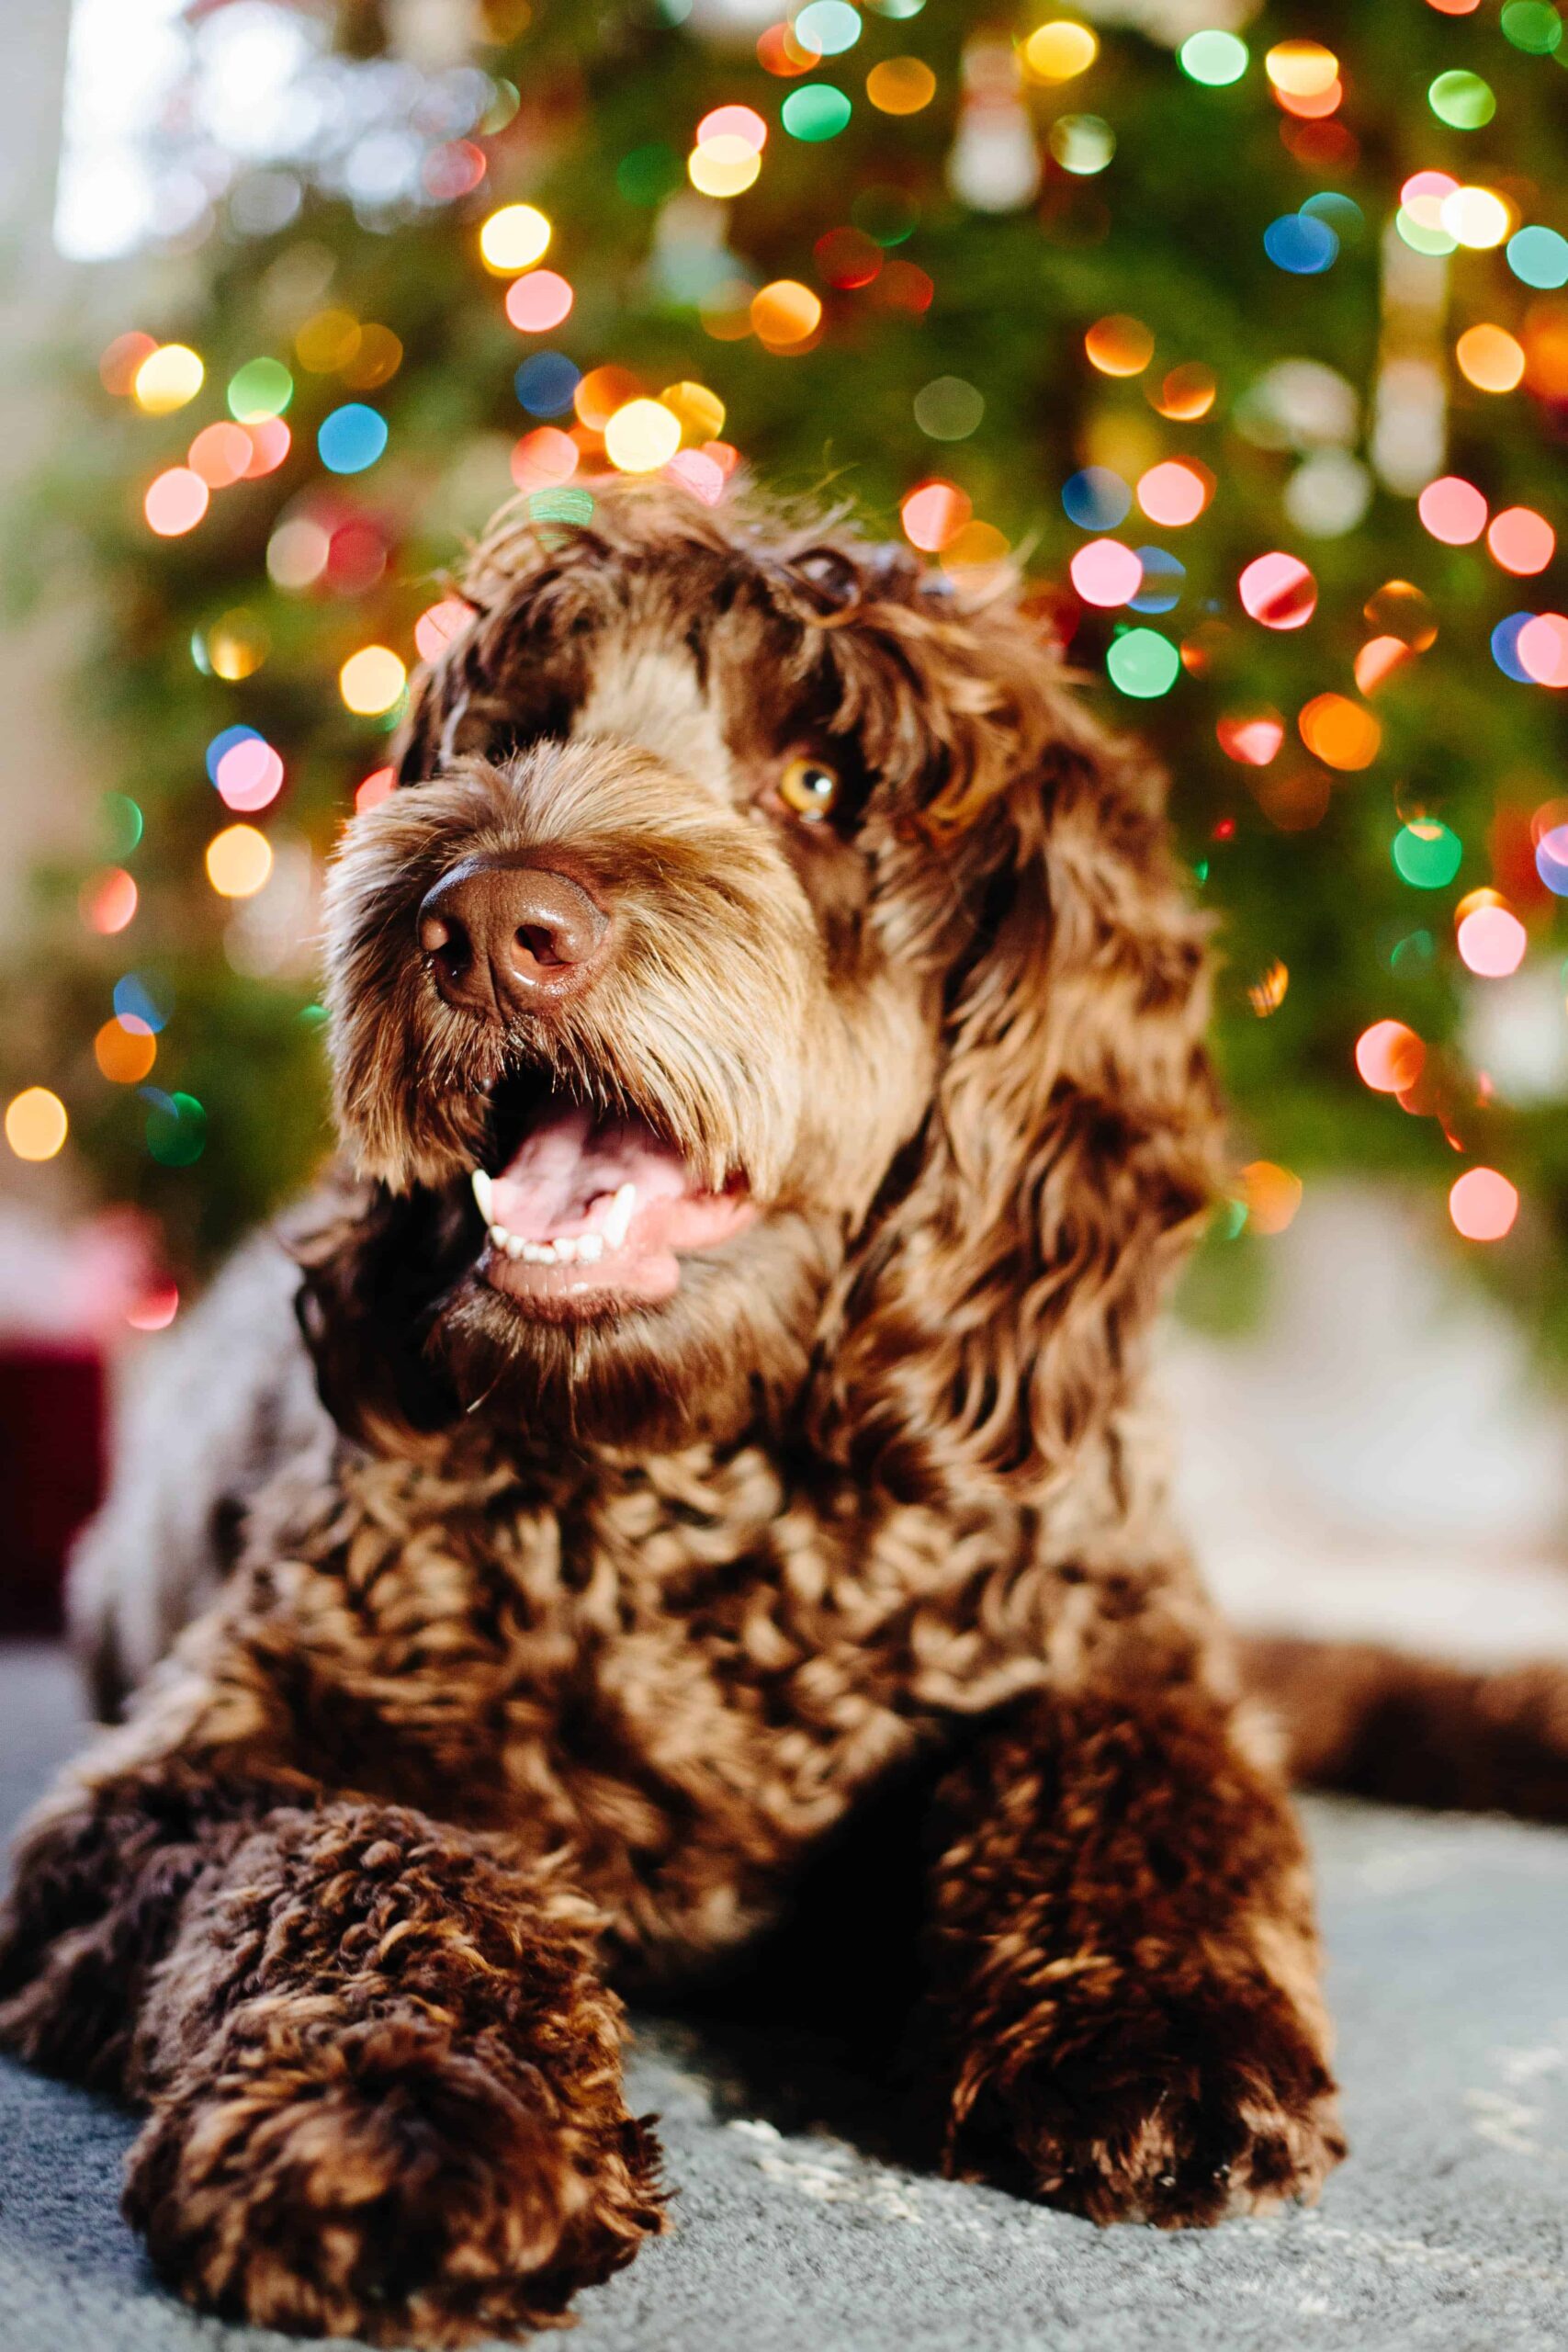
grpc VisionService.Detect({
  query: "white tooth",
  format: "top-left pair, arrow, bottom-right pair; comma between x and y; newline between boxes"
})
521,1241 -> 544,1262
489,1223 -> 510,1248
505,1234 -> 526,1261
471,1169 -> 493,1218
604,1184 -> 637,1250
555,1237 -> 578,1263
576,1233 -> 603,1264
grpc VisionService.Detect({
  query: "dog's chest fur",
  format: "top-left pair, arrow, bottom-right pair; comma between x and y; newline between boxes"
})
176,1432 -> 1185,1975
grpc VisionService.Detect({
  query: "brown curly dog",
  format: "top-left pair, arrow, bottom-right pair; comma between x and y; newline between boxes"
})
0,478 -> 1356,2343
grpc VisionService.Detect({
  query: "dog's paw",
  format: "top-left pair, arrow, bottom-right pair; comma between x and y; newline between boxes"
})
943,1972 -> 1346,2228
125,2014 -> 666,2346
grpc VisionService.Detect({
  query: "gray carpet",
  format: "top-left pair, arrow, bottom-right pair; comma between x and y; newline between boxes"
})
2,1644 -> 1565,2351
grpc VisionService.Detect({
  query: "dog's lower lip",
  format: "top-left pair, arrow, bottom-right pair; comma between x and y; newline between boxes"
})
479,1194 -> 757,1311
467,1095 -> 755,1312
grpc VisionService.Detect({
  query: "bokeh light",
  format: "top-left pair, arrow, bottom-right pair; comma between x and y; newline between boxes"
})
1085,314 -> 1154,376
901,481 -> 971,550
1179,30 -> 1248,85
1238,552 -> 1317,628
144,468 -> 209,537
1428,70 -> 1495,128
1356,1021 -> 1426,1093
750,280 -> 823,347
1242,1159 -> 1303,1235
340,646 -> 407,714
414,598 -> 477,661
355,766 -> 397,813
1106,628 -> 1181,697
511,424 -> 580,493
1217,710 -> 1285,765
187,422 -> 254,488
604,398 -> 682,471
866,57 -> 936,111
1150,377 -> 1215,437
205,824 -> 274,899
214,738 -> 284,812
1136,460 -> 1209,526
505,271 -> 574,333
1450,1167 -> 1518,1240
1393,819 -> 1463,888
1456,324 -> 1526,392
1488,508 -> 1554,576
227,357 -> 293,421
1070,538 -> 1143,606
1517,614 -> 1568,686
782,85 -> 853,141
318,404 -> 388,474
79,868 -> 137,934
133,344 -> 204,413
1021,22 -> 1098,82
94,1018 -> 156,1084
1299,693 -> 1381,770
479,203 -> 552,272
1456,900 -> 1528,977
6,1088 -> 67,1162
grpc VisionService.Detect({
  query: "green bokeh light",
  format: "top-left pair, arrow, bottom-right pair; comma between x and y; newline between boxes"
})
1107,628 -> 1181,698
1392,821 -> 1462,889
1501,0 -> 1562,52
226,357 -> 293,423
1427,71 -> 1495,130
1179,30 -> 1248,87
782,85 -> 853,141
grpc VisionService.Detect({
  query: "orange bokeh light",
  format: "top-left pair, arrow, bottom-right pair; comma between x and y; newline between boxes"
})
1356,1020 -> 1427,1093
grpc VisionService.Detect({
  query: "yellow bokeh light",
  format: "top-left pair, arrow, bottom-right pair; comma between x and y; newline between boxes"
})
339,645 -> 408,715
95,1018 -> 157,1084
750,279 -> 823,348
1264,40 -> 1338,96
866,56 -> 939,111
1021,21 -> 1099,83
206,610 -> 270,681
132,343 -> 205,414
1456,323 -> 1526,392
205,823 -> 274,899
6,1086 -> 68,1162
295,307 -> 362,372
660,380 -> 727,442
688,138 -> 762,197
479,203 -> 552,274
604,399 -> 682,473
1441,186 -> 1512,250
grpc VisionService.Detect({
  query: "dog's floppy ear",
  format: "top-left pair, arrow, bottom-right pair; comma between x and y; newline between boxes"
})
813,669 -> 1223,1499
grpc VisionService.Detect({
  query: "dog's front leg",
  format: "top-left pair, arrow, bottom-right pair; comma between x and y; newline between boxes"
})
919,1673 -> 1347,2227
0,1747 -> 664,2345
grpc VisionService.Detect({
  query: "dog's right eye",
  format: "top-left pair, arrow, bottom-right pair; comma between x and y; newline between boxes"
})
777,756 -> 840,822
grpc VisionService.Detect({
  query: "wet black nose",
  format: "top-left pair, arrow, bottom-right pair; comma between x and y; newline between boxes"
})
417,858 -> 610,1014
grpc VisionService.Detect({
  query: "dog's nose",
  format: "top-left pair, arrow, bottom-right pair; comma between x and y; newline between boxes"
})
417,858 -> 610,1013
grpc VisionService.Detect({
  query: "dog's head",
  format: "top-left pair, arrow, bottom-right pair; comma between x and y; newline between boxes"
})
301,480 -> 1221,1487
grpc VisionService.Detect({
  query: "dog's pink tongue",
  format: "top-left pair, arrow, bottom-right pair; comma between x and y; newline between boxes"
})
489,1104 -> 694,1241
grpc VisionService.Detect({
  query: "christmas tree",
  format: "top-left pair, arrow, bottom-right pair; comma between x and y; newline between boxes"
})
6,0 -> 1568,1343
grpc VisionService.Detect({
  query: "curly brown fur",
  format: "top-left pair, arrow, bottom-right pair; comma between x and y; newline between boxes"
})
5,478 -> 1347,2342
921,1682 -> 1344,2225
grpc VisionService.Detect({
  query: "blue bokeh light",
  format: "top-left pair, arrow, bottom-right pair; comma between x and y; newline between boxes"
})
1263,213 -> 1338,274
515,352 -> 582,417
1062,467 -> 1132,530
317,403 -> 389,474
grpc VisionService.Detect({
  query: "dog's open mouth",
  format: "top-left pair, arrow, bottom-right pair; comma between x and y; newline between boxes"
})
470,1094 -> 754,1311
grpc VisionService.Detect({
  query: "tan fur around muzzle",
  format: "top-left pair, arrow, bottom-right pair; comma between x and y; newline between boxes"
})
323,739 -> 827,1202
